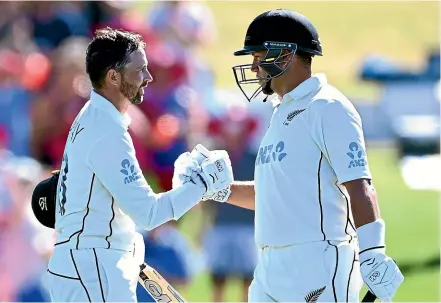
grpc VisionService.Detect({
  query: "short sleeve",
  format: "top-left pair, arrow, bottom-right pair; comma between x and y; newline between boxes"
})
312,100 -> 372,184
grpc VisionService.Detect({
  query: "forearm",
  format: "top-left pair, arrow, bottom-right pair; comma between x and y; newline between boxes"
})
95,178 -> 204,232
226,181 -> 255,210
344,178 -> 385,256
140,183 -> 204,230
344,179 -> 381,228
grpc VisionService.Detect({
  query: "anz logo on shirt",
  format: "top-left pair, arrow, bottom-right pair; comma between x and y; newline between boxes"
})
120,159 -> 140,184
256,141 -> 287,166
347,142 -> 366,168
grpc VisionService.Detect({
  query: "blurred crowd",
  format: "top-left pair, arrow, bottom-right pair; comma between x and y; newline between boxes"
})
0,1 -> 274,302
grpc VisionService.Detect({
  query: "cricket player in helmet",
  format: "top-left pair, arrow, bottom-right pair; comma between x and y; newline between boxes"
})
232,9 -> 322,102
194,9 -> 404,302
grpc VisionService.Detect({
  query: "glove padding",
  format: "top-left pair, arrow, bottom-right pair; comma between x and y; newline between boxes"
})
360,253 -> 404,301
201,185 -> 231,203
198,150 -> 234,194
172,152 -> 207,191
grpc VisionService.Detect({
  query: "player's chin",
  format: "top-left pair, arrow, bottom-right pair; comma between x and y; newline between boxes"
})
257,77 -> 267,86
131,90 -> 145,105
131,95 -> 144,105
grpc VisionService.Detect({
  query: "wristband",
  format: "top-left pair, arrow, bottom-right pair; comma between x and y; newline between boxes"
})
357,219 -> 386,260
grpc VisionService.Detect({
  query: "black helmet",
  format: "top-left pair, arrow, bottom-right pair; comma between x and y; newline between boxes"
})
31,170 -> 59,229
232,9 -> 322,102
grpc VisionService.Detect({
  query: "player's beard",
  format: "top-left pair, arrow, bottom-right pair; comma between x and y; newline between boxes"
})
120,76 -> 145,105
257,73 -> 270,87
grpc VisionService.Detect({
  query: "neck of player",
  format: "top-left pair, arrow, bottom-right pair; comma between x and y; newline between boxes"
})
272,64 -> 312,100
95,89 -> 130,114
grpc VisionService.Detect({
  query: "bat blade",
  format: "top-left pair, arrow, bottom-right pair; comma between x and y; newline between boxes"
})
138,263 -> 186,303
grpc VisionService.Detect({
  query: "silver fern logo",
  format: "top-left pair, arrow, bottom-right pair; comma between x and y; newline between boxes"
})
284,109 -> 305,125
304,286 -> 326,303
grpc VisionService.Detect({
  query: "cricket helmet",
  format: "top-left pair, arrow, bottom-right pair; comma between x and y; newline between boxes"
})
31,170 -> 59,229
232,9 -> 323,102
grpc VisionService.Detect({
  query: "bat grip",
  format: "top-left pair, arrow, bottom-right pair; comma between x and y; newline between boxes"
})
139,263 -> 146,271
191,144 -> 210,164
362,290 -> 377,302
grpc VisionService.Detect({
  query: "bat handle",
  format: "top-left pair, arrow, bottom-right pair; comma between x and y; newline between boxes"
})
362,290 -> 377,302
191,144 -> 211,164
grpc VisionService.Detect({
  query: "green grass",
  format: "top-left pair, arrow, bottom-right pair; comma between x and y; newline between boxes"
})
168,147 -> 440,302
181,270 -> 440,302
394,268 -> 439,302
137,1 -> 439,99
367,147 -> 439,264
359,267 -> 440,302
363,147 -> 439,302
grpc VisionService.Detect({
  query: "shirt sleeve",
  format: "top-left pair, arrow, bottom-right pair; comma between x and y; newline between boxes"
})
86,131 -> 204,230
311,100 -> 372,184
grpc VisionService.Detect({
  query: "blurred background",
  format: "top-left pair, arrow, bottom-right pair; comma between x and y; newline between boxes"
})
0,1 -> 438,302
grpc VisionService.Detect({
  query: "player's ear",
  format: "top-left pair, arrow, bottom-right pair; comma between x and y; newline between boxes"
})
106,69 -> 121,88
284,49 -> 296,62
277,49 -> 294,68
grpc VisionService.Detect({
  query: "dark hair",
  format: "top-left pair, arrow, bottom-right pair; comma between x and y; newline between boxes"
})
296,50 -> 312,66
85,27 -> 146,89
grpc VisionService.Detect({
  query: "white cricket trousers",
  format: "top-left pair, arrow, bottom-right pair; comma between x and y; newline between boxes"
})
249,240 -> 363,302
44,246 -> 141,302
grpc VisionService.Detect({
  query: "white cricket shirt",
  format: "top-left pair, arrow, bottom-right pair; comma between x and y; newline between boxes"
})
54,91 -> 204,251
254,74 -> 372,246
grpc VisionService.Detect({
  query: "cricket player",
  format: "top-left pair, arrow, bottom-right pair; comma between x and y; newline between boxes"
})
199,9 -> 404,302
44,27 -> 233,302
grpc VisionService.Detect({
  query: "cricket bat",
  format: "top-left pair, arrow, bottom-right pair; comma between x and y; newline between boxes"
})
190,144 -> 211,164
138,263 -> 186,303
362,290 -> 377,302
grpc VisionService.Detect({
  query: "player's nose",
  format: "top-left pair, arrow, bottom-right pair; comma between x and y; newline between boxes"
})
251,62 -> 259,73
144,69 -> 153,83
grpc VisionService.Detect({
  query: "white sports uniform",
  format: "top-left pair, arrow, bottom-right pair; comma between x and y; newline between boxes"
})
44,91 -> 204,302
249,74 -> 370,302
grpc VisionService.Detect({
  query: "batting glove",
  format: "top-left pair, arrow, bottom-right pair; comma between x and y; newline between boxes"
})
358,219 -> 404,301
190,145 -> 233,202
172,152 -> 207,191
198,150 -> 234,194
201,185 -> 232,203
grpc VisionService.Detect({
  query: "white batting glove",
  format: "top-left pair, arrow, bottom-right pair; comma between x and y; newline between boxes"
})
358,219 -> 404,301
198,150 -> 234,193
201,185 -> 232,203
190,145 -> 233,202
172,152 -> 207,191
360,254 -> 404,301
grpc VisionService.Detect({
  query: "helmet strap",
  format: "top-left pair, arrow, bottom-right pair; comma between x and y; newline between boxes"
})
262,79 -> 273,96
